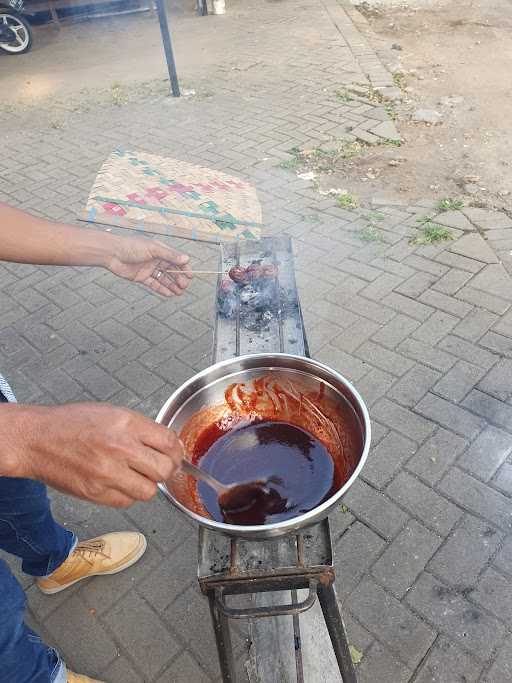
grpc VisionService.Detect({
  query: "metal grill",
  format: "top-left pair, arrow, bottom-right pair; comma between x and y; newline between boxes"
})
196,235 -> 357,682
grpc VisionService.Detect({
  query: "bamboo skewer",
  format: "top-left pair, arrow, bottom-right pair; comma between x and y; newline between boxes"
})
165,269 -> 224,275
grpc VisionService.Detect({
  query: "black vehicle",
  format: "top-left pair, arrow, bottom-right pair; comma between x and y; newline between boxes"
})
0,0 -> 32,54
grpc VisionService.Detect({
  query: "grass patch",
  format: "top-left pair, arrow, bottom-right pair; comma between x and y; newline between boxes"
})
360,224 -> 384,242
278,147 -> 302,171
364,211 -> 385,221
385,102 -> 397,121
393,72 -> 407,90
277,141 -> 369,174
411,222 -> 453,245
302,213 -> 321,223
336,89 -> 354,103
362,85 -> 385,104
349,645 -> 363,665
437,197 -> 464,212
337,193 -> 358,209
278,157 -> 301,171
110,83 -> 128,107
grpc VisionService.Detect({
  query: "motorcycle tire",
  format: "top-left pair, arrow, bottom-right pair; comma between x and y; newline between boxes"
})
0,9 -> 32,54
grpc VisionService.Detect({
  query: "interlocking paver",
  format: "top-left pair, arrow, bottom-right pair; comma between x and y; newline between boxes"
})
439,468 -> 512,530
396,271 -> 438,299
44,594 -> 119,677
420,288 -> 474,318
362,431 -> 417,489
155,651 -> 213,683
406,428 -> 468,486
371,313 -> 420,349
413,635 -> 484,683
342,479 -> 409,540
315,345 -> 369,383
435,249 -> 484,273
437,335 -> 498,370
334,521 -> 387,598
164,587 -> 233,679
478,358 -> 512,401
406,572 -> 506,660
457,425 -> 512,482
74,364 -> 124,400
103,590 -> 181,680
331,317 -> 381,353
372,519 -> 442,599
452,307 -> 498,341
412,310 -> 459,346
348,577 -> 436,669
432,268 -> 473,295
388,363 -> 441,408
353,367 -> 395,407
381,292 -> 435,321
355,641 -> 413,683
479,330 -> 512,356
137,540 -> 197,614
415,392 -> 486,439
432,359 -> 487,403
485,635 -> 512,683
427,514 -> 503,586
462,389 -> 512,431
456,285 -> 511,315
372,397 -> 437,442
397,338 -> 456,372
493,463 -> 512,495
386,471 -> 462,535
356,340 -> 415,377
471,567 -> 512,624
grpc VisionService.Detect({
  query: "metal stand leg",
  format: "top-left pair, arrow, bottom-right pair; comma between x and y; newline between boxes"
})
317,582 -> 358,683
208,590 -> 236,682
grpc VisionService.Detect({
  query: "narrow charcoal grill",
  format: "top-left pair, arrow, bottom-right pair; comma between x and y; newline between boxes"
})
196,235 -> 358,682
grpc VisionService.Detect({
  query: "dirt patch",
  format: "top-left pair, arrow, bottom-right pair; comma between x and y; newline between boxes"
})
326,0 -> 512,211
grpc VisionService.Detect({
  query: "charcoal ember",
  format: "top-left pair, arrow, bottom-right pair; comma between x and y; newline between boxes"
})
240,310 -> 274,332
261,264 -> 278,278
217,278 -> 237,318
239,285 -> 260,305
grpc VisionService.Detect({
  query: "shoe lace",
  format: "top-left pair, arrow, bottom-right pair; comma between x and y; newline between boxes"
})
74,539 -> 110,565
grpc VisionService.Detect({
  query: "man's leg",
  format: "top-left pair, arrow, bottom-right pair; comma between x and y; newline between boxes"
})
0,475 -> 143,682
0,476 -> 75,577
0,558 -> 66,683
0,476 -> 72,682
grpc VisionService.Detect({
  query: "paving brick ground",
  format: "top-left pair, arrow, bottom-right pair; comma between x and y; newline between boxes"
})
2,0 -> 512,681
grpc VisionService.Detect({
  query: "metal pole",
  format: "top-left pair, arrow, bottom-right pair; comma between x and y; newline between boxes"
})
154,0 -> 180,97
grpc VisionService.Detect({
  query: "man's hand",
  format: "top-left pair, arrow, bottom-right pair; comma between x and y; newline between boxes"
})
0,202 -> 192,298
107,236 -> 192,297
1,403 -> 183,508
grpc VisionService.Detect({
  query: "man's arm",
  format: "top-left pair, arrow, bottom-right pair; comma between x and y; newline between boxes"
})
0,202 -> 193,505
0,202 -> 192,297
0,402 -> 183,507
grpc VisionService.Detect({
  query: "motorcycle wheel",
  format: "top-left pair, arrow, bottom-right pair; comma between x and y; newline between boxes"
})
0,10 -> 32,54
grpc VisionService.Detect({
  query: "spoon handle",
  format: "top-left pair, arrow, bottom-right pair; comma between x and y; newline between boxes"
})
181,459 -> 228,495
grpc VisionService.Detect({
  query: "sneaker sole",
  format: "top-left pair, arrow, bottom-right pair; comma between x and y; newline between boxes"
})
38,534 -> 148,595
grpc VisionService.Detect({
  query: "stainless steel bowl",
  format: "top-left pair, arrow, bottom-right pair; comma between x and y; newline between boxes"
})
156,353 -> 371,539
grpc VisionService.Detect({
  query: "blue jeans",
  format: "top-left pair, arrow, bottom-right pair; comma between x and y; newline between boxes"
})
0,476 -> 76,682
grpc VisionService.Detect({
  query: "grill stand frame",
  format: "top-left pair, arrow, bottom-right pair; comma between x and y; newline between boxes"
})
196,235 -> 357,682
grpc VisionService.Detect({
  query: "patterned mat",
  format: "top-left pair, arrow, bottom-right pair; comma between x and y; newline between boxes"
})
84,148 -> 263,242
